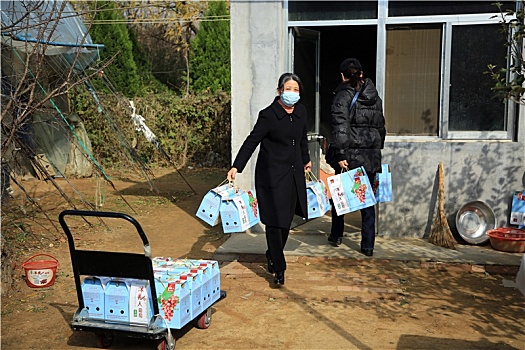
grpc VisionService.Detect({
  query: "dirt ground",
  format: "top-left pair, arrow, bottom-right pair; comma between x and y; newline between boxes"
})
1,167 -> 524,350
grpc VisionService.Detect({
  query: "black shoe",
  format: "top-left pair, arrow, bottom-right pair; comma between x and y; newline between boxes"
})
266,252 -> 274,274
361,248 -> 373,256
274,271 -> 285,285
328,236 -> 343,247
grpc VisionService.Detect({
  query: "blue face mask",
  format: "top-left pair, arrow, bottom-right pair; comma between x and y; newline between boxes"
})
280,91 -> 300,107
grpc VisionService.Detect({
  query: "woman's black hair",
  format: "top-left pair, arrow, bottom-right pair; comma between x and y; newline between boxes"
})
277,73 -> 304,93
340,58 -> 364,90
347,71 -> 364,90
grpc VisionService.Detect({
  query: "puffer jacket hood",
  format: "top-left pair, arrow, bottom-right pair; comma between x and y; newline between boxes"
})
357,78 -> 379,106
334,78 -> 378,105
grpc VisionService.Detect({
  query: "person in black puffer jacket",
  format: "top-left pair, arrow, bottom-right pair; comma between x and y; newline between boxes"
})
327,58 -> 386,256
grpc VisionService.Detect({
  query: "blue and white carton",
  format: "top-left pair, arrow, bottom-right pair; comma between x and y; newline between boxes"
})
199,260 -> 221,304
81,276 -> 105,320
154,276 -> 191,329
179,272 -> 203,319
192,266 -> 211,309
104,280 -> 129,323
184,259 -> 221,305
327,166 -> 377,216
373,164 -> 393,203
196,183 -> 235,226
220,190 -> 260,233
510,191 -> 525,227
306,180 -> 330,219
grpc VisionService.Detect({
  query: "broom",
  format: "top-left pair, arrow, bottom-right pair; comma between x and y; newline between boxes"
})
428,162 -> 457,249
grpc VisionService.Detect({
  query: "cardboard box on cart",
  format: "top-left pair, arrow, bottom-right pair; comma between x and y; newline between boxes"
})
179,272 -> 203,319
81,276 -> 105,320
175,260 -> 209,306
197,260 -> 221,304
104,280 -> 130,323
152,257 -> 221,324
180,259 -> 221,308
189,265 -> 212,309
154,276 -> 191,329
128,279 -> 154,325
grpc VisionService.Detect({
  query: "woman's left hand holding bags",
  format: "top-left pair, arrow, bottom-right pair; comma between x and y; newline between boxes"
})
304,161 -> 312,172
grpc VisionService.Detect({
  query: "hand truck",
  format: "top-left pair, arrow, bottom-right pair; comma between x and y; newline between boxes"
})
59,210 -> 226,349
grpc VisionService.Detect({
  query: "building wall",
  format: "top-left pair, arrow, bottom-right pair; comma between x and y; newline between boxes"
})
380,139 -> 525,238
230,1 -> 285,193
231,1 -> 525,237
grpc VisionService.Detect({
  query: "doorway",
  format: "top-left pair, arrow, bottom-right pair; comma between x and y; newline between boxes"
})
292,25 -> 377,143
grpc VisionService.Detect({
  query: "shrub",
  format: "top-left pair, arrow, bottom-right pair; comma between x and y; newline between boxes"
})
74,89 -> 231,170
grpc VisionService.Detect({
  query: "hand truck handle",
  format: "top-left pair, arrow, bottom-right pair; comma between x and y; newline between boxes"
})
58,210 -> 151,258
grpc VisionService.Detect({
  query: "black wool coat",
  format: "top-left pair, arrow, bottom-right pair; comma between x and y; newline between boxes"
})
232,96 -> 310,228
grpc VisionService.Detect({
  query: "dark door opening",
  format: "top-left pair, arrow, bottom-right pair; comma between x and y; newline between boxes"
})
302,25 -> 377,143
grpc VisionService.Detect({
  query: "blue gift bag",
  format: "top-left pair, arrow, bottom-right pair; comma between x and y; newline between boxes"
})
373,164 -> 393,203
510,190 -> 525,227
305,172 -> 330,219
327,166 -> 377,216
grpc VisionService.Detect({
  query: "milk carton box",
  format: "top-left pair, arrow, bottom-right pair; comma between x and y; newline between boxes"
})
104,280 -> 129,323
128,279 -> 154,325
81,277 -> 105,320
154,276 -> 191,329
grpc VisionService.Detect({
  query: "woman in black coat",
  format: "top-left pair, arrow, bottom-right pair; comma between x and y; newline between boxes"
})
327,58 -> 386,256
227,73 -> 311,285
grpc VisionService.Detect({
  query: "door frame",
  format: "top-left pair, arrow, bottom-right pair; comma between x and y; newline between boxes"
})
288,27 -> 321,135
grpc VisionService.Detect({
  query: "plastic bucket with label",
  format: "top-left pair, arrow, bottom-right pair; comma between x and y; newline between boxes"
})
21,254 -> 59,288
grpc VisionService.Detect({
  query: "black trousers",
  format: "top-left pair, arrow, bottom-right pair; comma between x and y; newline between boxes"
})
330,172 -> 376,250
265,177 -> 298,272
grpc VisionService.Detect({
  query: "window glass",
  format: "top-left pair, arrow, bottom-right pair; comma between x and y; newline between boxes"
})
385,25 -> 442,136
388,1 -> 515,17
449,24 -> 507,131
288,1 -> 377,21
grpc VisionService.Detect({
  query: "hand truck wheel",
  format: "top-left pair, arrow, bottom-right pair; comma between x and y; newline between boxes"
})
95,332 -> 114,348
157,333 -> 176,350
195,308 -> 212,329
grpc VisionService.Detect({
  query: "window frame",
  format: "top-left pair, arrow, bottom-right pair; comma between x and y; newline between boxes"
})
286,1 -> 517,141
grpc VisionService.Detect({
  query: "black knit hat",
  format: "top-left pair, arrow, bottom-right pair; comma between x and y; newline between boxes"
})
340,58 -> 362,73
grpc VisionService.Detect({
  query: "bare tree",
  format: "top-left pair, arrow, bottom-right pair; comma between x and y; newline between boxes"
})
1,0 -> 126,229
